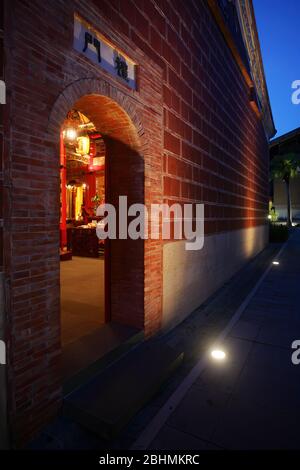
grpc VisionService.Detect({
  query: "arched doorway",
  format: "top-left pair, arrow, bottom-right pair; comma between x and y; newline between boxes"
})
58,94 -> 145,382
60,109 -> 107,348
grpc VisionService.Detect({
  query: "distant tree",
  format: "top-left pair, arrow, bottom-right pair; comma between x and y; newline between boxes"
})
270,153 -> 300,227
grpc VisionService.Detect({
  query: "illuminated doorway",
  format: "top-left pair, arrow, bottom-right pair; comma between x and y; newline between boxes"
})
56,93 -> 147,386
60,110 -> 106,347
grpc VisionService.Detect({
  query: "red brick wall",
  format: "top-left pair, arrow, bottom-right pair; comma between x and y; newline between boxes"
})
3,0 -> 269,445
3,0 -> 165,445
90,0 -> 269,233
0,0 -> 4,268
0,0 -> 9,448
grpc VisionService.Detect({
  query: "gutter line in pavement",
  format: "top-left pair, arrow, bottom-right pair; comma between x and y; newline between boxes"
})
131,241 -> 288,450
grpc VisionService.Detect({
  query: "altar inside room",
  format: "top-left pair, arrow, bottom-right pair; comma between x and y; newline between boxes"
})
60,109 -> 106,348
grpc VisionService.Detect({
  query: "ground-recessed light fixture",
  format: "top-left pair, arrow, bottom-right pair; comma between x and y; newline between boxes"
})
211,349 -> 226,361
273,261 -> 279,265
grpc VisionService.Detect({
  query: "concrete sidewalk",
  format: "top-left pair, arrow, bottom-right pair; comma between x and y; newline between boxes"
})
149,229 -> 300,450
29,231 -> 300,450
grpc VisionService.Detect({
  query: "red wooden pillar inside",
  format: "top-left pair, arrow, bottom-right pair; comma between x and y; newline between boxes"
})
60,131 -> 67,249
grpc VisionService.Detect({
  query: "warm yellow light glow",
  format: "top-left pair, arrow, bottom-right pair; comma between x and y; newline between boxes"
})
64,128 -> 77,141
82,183 -> 87,189
75,186 -> 83,220
93,156 -> 105,167
272,261 -> 279,265
76,136 -> 90,155
211,349 -> 226,360
267,215 -> 272,220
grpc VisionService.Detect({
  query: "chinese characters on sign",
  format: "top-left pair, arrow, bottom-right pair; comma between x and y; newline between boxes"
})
73,14 -> 136,90
114,55 -> 129,82
83,32 -> 101,63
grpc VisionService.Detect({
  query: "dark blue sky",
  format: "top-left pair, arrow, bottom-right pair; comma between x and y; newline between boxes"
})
253,0 -> 300,138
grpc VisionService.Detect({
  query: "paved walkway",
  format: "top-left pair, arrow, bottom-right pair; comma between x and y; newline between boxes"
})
148,229 -> 300,450
30,231 -> 300,450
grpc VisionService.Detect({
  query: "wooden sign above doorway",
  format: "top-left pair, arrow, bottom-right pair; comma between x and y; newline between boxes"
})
73,14 -> 137,90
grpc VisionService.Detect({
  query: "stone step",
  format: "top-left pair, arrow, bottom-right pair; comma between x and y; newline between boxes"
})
63,326 -> 144,395
63,339 -> 184,439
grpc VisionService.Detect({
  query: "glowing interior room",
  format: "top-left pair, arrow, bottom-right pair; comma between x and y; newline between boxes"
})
60,110 -> 105,347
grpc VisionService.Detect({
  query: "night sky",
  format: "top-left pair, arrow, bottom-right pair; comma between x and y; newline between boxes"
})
253,0 -> 300,139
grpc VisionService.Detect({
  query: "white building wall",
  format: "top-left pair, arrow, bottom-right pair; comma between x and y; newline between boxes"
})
162,225 -> 268,330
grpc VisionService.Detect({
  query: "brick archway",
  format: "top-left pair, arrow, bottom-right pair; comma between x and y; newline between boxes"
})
50,82 -> 149,332
7,66 -> 163,448
48,79 -> 146,150
47,78 -> 163,342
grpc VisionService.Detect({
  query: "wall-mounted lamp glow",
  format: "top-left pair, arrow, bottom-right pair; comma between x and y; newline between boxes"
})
63,128 -> 77,142
272,261 -> 279,265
